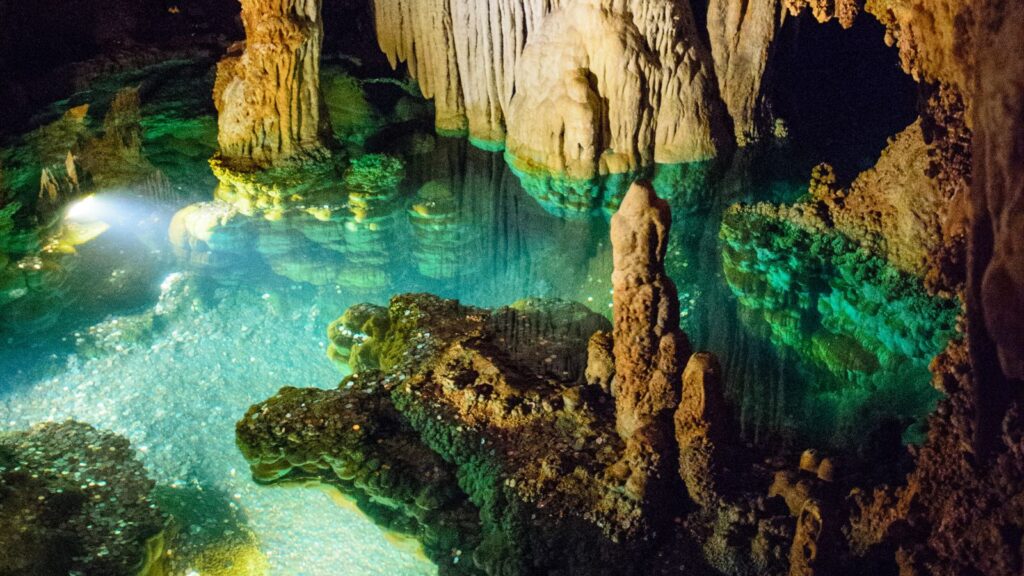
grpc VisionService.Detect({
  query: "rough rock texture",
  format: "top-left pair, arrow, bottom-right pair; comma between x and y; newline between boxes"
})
374,0 -> 730,179
822,120 -> 959,277
239,294 -> 703,575
0,421 -> 165,576
609,181 -> 691,505
783,0 -> 862,29
674,352 -> 729,508
214,0 -> 333,168
706,0 -> 784,144
970,0 -> 1024,382
505,0 -> 728,179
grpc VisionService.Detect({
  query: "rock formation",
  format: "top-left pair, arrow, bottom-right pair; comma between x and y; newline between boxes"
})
971,0 -> 1024,382
609,181 -> 691,500
674,352 -> 729,508
214,0 -> 333,168
373,0 -> 730,180
506,0 -> 728,180
706,0 -> 784,144
0,421 -> 165,575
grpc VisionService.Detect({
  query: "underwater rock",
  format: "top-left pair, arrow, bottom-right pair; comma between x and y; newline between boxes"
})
169,201 -> 255,255
214,0 -> 333,168
609,181 -> 691,505
0,421 -> 165,576
408,180 -> 480,280
719,202 -> 959,443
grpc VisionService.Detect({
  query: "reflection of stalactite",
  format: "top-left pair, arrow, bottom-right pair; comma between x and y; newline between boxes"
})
407,180 -> 479,279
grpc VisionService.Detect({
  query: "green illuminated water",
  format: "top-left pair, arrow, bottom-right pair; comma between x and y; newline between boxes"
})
0,59 -> 956,574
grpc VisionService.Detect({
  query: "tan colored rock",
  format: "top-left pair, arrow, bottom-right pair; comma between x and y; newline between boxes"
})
707,0 -> 785,144
215,0 -> 333,168
788,498 -> 839,576
785,0 -> 861,29
864,0 -> 974,103
585,330 -> 615,394
374,0 -> 729,177
674,352 -> 728,507
373,0 -> 484,135
610,180 -> 691,498
506,0 -> 728,179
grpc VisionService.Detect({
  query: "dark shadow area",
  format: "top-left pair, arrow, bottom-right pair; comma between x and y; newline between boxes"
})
770,13 -> 919,182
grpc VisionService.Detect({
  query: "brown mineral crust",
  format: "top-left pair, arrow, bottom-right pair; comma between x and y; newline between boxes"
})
674,352 -> 729,508
610,181 -> 691,502
215,0 -> 333,168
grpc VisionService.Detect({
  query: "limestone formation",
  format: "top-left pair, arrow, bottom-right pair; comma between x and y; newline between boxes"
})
971,0 -> 1024,381
374,0 -> 729,179
784,0 -> 861,29
506,0 -> 728,179
707,0 -> 784,144
215,0 -> 333,168
38,152 -> 84,216
610,180 -> 691,498
674,352 -> 728,508
828,120 -> 954,277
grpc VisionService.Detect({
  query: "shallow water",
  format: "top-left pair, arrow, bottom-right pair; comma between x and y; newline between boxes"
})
0,60 -> 955,573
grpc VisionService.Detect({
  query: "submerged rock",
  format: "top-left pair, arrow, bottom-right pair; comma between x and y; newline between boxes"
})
0,421 -> 165,576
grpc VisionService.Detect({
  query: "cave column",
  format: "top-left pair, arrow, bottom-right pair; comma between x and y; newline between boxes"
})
608,181 -> 692,505
214,0 -> 333,169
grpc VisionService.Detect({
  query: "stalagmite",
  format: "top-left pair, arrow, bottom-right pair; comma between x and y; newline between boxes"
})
215,0 -> 332,168
674,352 -> 728,507
609,180 -> 691,499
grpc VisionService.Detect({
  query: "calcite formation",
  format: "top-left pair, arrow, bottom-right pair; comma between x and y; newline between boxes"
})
609,181 -> 690,502
674,352 -> 729,508
706,0 -> 784,144
214,0 -> 333,168
374,0 -> 731,180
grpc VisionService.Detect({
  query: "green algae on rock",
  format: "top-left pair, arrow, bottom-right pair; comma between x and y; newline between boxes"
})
0,421 -> 166,576
720,202 -> 960,444
238,293 -> 706,575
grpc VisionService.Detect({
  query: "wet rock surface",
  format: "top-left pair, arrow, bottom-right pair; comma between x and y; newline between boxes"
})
0,421 -> 165,576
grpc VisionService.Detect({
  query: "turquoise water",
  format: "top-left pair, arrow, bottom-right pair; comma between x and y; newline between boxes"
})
0,60 -> 955,573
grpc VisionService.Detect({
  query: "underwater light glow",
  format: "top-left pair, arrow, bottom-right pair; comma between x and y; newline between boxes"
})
65,194 -> 105,221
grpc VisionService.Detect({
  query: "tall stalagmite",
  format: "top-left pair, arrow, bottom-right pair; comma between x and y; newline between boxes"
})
215,0 -> 332,168
610,180 -> 691,500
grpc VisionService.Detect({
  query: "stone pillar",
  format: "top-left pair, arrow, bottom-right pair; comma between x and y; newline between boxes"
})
674,352 -> 728,508
610,180 -> 691,498
214,0 -> 333,169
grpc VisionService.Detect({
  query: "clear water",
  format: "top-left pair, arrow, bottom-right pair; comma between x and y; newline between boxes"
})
0,60 -> 955,573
